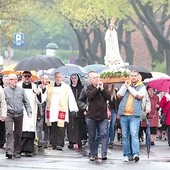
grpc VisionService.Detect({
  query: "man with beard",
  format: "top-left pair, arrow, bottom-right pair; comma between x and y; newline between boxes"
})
117,70 -> 145,162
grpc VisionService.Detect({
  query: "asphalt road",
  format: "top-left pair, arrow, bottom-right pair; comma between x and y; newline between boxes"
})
0,139 -> 170,170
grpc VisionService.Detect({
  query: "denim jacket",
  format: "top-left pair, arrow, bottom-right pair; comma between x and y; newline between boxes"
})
118,84 -> 144,117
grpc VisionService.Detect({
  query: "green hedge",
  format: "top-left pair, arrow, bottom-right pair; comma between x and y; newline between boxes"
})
152,60 -> 166,73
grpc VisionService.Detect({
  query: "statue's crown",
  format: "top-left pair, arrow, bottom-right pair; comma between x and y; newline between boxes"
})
110,17 -> 115,26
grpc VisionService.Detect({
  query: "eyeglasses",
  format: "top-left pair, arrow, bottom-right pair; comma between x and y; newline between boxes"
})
24,75 -> 31,78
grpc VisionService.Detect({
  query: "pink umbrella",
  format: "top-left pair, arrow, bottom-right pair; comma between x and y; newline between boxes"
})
148,78 -> 170,93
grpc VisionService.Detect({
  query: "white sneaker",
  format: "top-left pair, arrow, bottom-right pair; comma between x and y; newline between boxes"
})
123,156 -> 129,162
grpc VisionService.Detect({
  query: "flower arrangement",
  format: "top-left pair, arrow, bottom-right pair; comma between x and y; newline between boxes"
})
100,68 -> 130,79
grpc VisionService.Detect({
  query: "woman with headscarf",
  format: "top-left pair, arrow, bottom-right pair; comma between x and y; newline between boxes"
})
67,73 -> 84,149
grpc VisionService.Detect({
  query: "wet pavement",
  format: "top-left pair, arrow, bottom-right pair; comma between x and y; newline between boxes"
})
0,139 -> 170,170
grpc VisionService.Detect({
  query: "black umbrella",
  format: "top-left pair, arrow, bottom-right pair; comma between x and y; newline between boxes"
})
14,55 -> 64,71
124,65 -> 152,80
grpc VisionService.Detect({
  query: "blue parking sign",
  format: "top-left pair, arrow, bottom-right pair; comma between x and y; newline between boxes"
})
14,33 -> 24,46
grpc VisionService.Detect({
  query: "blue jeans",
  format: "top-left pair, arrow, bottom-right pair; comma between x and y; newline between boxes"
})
108,109 -> 117,144
95,125 -> 100,154
120,115 -> 140,157
86,118 -> 109,157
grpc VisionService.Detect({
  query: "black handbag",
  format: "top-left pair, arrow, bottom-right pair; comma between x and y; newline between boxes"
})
160,108 -> 170,125
160,115 -> 166,125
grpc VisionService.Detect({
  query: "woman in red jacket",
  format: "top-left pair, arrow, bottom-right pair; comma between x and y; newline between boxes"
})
159,92 -> 170,146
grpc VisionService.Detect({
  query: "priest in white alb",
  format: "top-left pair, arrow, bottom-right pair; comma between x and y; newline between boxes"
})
46,72 -> 78,150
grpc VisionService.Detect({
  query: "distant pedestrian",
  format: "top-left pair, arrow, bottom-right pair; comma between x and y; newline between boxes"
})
107,84 -> 120,149
37,75 -> 51,148
0,85 -> 7,148
0,75 -> 9,148
78,71 -> 97,153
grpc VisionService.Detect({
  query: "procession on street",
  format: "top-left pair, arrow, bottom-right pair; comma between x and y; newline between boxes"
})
0,18 -> 170,165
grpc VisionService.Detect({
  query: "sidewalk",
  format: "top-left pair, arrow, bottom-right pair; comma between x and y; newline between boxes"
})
0,138 -> 170,170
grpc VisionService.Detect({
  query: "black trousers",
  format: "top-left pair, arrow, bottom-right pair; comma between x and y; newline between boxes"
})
0,121 -> 5,147
5,115 -> 23,155
50,122 -> 65,148
21,132 -> 35,153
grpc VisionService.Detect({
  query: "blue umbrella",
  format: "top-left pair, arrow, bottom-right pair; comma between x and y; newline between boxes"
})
84,64 -> 108,73
145,118 -> 151,158
51,64 -> 87,77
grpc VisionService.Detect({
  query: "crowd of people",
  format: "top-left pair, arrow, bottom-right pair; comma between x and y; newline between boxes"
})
0,69 -> 169,164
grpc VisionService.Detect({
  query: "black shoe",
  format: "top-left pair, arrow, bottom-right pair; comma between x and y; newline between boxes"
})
25,153 -> 33,157
134,155 -> 140,162
43,144 -> 48,148
95,154 -> 99,160
151,141 -> 155,145
109,143 -> 113,149
82,140 -> 87,146
102,156 -> 107,160
6,153 -> 12,159
0,144 -> 4,148
52,146 -> 56,150
56,146 -> 63,151
129,156 -> 134,161
117,133 -> 121,141
68,144 -> 74,149
14,154 -> 21,158
89,156 -> 95,161
168,142 -> 170,146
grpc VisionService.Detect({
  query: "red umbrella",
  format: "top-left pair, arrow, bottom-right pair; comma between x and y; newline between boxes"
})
148,78 -> 170,93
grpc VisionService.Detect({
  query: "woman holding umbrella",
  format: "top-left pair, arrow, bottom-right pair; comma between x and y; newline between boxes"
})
143,87 -> 159,145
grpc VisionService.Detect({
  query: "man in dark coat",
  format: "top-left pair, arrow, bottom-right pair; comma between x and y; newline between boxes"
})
86,72 -> 111,161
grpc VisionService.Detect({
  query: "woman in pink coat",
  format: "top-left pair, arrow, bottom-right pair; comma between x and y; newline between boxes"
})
141,87 -> 159,145
159,92 -> 170,146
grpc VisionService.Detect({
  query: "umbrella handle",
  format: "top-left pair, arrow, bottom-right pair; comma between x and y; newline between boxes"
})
145,118 -> 149,124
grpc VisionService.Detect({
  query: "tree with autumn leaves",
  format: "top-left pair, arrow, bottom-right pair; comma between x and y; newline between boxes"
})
54,0 -> 170,73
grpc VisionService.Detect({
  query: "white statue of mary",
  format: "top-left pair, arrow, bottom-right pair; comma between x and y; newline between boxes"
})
104,18 -> 124,69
